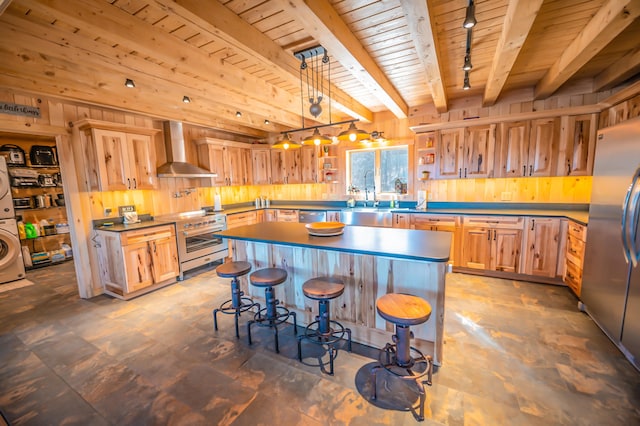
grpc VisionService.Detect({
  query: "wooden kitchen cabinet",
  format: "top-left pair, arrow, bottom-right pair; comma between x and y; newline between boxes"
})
392,213 -> 410,228
435,128 -> 464,179
270,148 -> 301,184
77,119 -> 159,191
300,145 -> 318,183
95,224 -> 179,300
196,139 -> 253,186
411,214 -> 460,265
433,125 -> 495,179
559,114 -> 598,176
522,217 -> 562,278
251,147 -> 272,185
326,210 -> 341,222
496,118 -> 559,177
459,216 -> 523,272
226,211 -> 259,229
564,220 -> 587,296
275,209 -> 299,222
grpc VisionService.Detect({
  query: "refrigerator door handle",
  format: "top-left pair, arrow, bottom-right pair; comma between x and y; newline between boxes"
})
622,166 -> 640,266
630,168 -> 640,266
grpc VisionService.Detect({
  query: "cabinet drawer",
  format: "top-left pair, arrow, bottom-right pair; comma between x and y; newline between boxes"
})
565,258 -> 583,295
227,211 -> 257,228
120,225 -> 175,245
462,215 -> 524,229
566,233 -> 585,266
411,214 -> 459,228
568,221 -> 587,241
276,209 -> 299,222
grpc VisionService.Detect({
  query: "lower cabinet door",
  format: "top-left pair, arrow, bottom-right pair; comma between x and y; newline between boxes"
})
460,227 -> 492,270
492,228 -> 523,273
122,241 -> 154,292
150,236 -> 179,283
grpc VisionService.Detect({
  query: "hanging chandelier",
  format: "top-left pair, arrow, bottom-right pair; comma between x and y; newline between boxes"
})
272,45 -> 369,149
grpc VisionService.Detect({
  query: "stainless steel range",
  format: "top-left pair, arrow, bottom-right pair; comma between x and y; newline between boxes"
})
160,210 -> 228,280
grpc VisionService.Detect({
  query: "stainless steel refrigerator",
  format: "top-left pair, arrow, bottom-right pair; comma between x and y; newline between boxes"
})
582,115 -> 640,371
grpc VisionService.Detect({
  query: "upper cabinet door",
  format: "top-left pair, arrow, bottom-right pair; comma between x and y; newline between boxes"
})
91,129 -> 130,191
528,118 -> 559,177
435,128 -> 464,179
269,149 -> 287,184
126,133 -> 156,190
497,121 -> 529,177
197,143 -> 227,186
300,146 -> 317,183
464,124 -> 496,179
251,148 -> 271,185
225,146 -> 243,185
563,114 -> 597,176
285,149 -> 301,184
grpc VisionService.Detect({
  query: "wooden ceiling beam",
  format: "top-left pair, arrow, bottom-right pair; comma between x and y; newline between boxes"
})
155,0 -> 373,123
275,0 -> 409,119
484,0 -> 544,106
0,0 -> 12,15
593,45 -> 640,91
398,0 -> 448,113
18,0 -> 331,125
534,0 -> 640,99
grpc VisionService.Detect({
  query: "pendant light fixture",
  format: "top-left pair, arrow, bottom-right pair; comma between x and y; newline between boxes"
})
272,45 -> 369,150
461,1 -> 476,90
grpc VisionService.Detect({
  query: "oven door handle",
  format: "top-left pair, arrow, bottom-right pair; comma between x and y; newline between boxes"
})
181,227 -> 225,237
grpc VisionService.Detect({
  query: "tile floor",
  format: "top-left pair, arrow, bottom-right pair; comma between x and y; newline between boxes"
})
0,261 -> 639,425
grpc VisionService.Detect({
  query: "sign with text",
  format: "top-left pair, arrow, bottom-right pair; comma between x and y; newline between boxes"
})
0,102 -> 41,118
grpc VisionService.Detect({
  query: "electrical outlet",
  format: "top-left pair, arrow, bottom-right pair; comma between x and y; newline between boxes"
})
104,208 -> 112,217
501,191 -> 512,201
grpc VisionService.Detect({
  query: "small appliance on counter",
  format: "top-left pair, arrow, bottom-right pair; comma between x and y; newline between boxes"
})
123,211 -> 140,224
29,145 -> 58,166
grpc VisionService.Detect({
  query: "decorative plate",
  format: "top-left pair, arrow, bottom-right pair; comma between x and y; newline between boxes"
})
305,221 -> 345,236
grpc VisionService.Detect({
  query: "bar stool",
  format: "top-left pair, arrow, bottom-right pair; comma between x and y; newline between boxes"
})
370,293 -> 433,422
213,261 -> 260,338
247,267 -> 297,353
297,277 -> 352,375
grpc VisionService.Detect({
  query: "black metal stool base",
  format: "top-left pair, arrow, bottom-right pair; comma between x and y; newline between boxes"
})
213,297 -> 260,338
247,305 -> 297,353
370,343 -> 433,422
297,320 -> 352,375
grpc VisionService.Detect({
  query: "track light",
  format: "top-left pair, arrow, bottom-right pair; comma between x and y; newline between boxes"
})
463,72 -> 471,90
124,78 -> 135,88
182,96 -> 191,103
463,54 -> 472,71
463,1 -> 477,29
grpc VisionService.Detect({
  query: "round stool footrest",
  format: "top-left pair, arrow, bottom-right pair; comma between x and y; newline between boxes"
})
377,344 -> 431,380
217,297 -> 259,315
252,305 -> 293,327
301,320 -> 348,346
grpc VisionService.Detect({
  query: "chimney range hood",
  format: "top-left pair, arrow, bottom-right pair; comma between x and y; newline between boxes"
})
157,121 -> 218,178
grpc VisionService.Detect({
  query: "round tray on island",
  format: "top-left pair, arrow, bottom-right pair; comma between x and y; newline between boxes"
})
305,221 -> 345,237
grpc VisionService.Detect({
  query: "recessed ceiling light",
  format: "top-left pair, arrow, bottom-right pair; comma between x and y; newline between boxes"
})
182,96 -> 191,103
124,78 -> 135,88
264,119 -> 270,125
236,111 -> 242,118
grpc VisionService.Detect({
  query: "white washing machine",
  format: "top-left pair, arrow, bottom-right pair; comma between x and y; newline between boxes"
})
0,218 -> 26,283
0,156 -> 15,219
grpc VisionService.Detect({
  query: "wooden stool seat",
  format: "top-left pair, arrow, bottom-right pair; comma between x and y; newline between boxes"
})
250,268 -> 288,287
216,261 -> 252,278
376,293 -> 432,326
302,277 -> 345,300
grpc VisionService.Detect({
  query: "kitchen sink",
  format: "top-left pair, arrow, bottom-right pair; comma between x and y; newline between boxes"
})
340,208 -> 393,227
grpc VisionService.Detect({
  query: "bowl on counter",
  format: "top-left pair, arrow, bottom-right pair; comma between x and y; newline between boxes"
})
305,221 -> 345,237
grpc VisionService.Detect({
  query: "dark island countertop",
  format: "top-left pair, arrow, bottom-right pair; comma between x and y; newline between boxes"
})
218,222 -> 452,262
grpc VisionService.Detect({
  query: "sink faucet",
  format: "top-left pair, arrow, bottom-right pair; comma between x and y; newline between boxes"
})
363,170 -> 374,207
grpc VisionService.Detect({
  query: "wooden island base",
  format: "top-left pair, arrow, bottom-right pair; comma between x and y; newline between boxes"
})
231,239 -> 447,365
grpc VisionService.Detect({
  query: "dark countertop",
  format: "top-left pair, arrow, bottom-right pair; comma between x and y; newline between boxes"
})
221,203 -> 589,225
218,222 -> 452,262
93,219 -> 176,232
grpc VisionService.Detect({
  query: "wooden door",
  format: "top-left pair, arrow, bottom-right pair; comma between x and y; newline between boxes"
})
241,148 -> 253,185
491,228 -> 522,273
564,114 -> 597,176
225,146 -> 243,185
285,149 -> 302,184
150,235 -> 179,283
251,148 -> 271,185
269,149 -> 287,184
392,213 -> 410,228
122,241 -> 154,292
522,218 -> 561,277
433,224 -> 457,266
528,118 -> 559,177
92,129 -> 129,191
300,146 -> 317,183
198,143 -> 227,186
435,128 -> 463,179
497,121 -> 529,177
126,133 -> 156,190
464,124 -> 496,178
460,227 -> 491,270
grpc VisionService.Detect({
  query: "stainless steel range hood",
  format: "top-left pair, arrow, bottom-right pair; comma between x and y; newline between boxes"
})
157,121 -> 218,178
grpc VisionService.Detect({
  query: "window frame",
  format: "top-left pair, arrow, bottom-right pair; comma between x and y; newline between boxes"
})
345,145 -> 409,195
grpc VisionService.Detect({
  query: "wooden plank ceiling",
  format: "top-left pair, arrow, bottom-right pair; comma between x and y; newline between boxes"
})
0,0 -> 638,140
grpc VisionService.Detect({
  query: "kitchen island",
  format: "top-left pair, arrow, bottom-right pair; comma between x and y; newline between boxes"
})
218,222 -> 452,364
